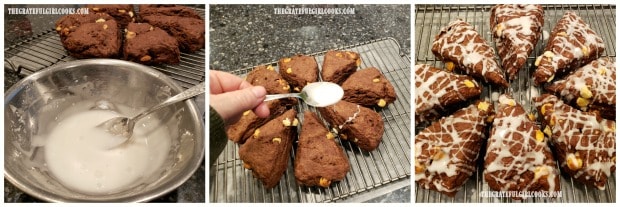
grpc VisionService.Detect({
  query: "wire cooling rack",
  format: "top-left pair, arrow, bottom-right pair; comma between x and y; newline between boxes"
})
4,8 -> 206,90
414,4 -> 616,203
210,37 -> 411,203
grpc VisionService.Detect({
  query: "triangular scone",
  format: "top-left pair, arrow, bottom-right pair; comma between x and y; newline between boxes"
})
226,100 -> 289,144
546,57 -> 615,120
321,50 -> 361,84
484,94 -> 560,199
342,67 -> 397,108
246,65 -> 292,94
278,54 -> 319,92
533,94 -> 615,190
295,111 -> 350,188
533,11 -> 605,85
318,100 -> 383,151
491,4 -> 544,80
415,64 -> 482,123
432,19 -> 509,87
239,109 -> 297,189
415,101 -> 493,197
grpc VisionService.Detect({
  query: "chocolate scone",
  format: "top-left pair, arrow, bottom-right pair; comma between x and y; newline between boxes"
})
87,4 -> 136,28
318,100 -> 384,151
139,4 -> 203,19
484,94 -> 560,199
226,100 -> 290,144
295,111 -> 350,188
415,64 -> 482,123
123,23 -> 180,65
58,17 -> 121,58
55,13 -> 114,42
246,65 -> 292,95
533,94 -> 615,190
278,54 -> 319,92
342,67 -> 396,108
533,11 -> 605,85
432,19 -> 509,87
239,109 -> 297,189
490,4 -> 544,80
138,5 -> 204,53
321,50 -> 361,84
415,101 -> 493,197
546,57 -> 615,120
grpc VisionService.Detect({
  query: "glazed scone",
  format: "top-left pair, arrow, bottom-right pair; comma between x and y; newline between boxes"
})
484,94 -> 560,199
546,57 -> 615,120
318,100 -> 383,151
533,94 -> 615,190
294,111 -> 350,188
432,19 -> 509,87
490,4 -> 544,80
533,11 -> 605,85
415,64 -> 482,123
342,67 -> 396,108
415,101 -> 493,197
321,50 -> 361,84
278,54 -> 318,92
239,109 -> 297,189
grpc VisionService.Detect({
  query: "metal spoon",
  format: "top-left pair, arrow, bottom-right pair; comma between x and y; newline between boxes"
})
98,82 -> 205,146
263,82 -> 343,107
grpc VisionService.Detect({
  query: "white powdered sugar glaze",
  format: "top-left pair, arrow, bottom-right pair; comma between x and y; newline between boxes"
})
549,57 -> 616,108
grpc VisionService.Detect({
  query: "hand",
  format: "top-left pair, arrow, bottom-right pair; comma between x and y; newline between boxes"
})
210,70 -> 270,124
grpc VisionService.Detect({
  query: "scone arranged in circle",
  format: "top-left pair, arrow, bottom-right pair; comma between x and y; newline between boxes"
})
226,100 -> 289,144
484,94 -> 560,199
432,19 -> 509,87
546,57 -> 615,120
87,4 -> 136,28
342,67 -> 396,108
123,23 -> 180,65
140,5 -> 205,52
295,111 -> 350,188
278,54 -> 319,92
239,109 -> 297,189
318,100 -> 384,151
321,50 -> 361,84
415,64 -> 482,123
55,13 -> 120,58
534,94 -> 615,190
415,101 -> 493,197
490,4 -> 544,80
533,11 -> 605,85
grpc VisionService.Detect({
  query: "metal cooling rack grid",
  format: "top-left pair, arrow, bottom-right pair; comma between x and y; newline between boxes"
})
414,4 -> 616,203
210,37 -> 411,203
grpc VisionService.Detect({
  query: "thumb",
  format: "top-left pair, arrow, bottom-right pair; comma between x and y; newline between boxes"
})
211,86 -> 266,122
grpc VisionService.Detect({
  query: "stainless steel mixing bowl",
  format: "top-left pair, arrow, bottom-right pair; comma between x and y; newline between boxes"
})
4,59 -> 204,202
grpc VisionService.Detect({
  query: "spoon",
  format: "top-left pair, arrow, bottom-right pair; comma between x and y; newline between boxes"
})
98,82 -> 205,146
264,82 -> 343,107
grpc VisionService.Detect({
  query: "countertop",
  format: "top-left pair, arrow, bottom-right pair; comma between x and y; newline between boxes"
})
209,4 -> 410,203
3,4 -> 205,203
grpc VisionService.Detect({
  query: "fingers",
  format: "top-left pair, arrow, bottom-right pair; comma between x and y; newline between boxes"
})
210,86 -> 267,124
209,70 -> 253,94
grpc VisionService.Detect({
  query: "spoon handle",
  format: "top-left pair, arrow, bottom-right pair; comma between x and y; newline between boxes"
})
133,82 -> 206,121
264,93 -> 302,102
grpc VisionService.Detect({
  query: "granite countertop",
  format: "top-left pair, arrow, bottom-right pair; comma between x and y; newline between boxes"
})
3,4 -> 205,203
210,4 -> 410,203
